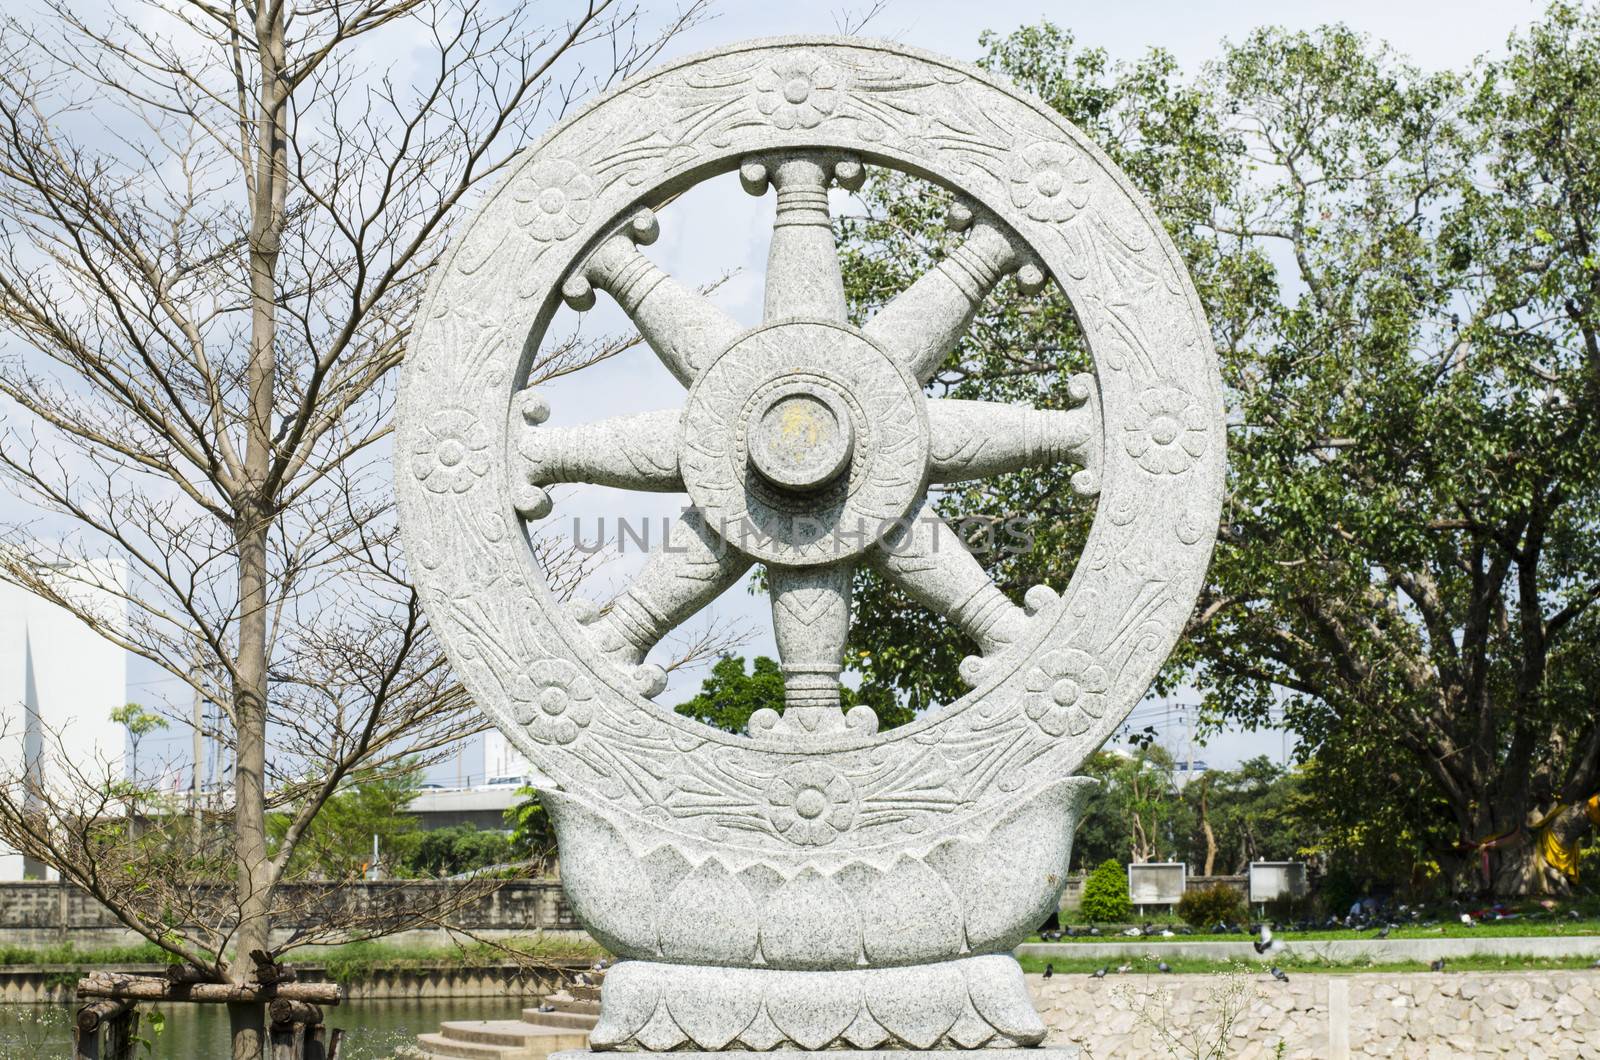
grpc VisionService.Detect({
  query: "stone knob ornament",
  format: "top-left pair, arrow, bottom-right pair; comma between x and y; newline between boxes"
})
397,35 -> 1223,1059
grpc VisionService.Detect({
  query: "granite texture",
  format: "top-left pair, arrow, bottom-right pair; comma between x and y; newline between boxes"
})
396,35 -> 1222,1054
1032,971 -> 1600,1059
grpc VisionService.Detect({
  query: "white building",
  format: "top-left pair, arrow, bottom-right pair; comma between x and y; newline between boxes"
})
0,558 -> 129,879
482,727 -> 533,786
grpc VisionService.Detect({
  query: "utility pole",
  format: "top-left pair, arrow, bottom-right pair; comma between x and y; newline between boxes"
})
191,638 -> 206,850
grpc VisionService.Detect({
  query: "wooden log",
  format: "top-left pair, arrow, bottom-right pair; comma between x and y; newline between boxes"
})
269,998 -> 323,1026
268,1019 -> 300,1060
75,974 -> 340,1004
104,1008 -> 138,1060
76,999 -> 133,1034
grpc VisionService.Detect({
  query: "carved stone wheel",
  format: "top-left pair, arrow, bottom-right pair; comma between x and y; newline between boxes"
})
398,36 -> 1222,1054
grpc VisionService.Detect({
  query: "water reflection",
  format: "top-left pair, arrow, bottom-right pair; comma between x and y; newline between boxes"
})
0,996 -> 521,1058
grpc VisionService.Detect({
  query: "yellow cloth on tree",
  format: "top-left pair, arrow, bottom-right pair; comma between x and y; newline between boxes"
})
1534,795 -> 1600,883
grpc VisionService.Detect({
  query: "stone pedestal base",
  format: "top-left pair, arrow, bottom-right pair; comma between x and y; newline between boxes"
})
557,1051 -> 1080,1060
584,954 -> 1049,1053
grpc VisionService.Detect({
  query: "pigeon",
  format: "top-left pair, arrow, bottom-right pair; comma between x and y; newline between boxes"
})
1460,913 -> 1474,927
1270,966 -> 1289,983
1176,926 -> 1194,936
1123,927 -> 1142,937
1375,926 -> 1391,940
1043,963 -> 1054,980
1157,961 -> 1173,974
537,1004 -> 556,1013
1089,927 -> 1101,936
1116,963 -> 1133,974
1254,924 -> 1282,957
1568,910 -> 1582,920
1160,929 -> 1175,938
1090,967 -> 1107,979
1430,958 -> 1446,972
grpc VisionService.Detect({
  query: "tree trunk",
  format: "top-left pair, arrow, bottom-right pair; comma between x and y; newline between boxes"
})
231,2 -> 288,1054
1198,778 -> 1217,877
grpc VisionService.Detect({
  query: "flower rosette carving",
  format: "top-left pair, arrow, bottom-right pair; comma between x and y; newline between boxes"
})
510,158 -> 594,242
1024,648 -> 1109,737
1009,141 -> 1093,224
412,408 -> 490,494
753,51 -> 840,131
766,761 -> 857,845
1124,386 -> 1208,474
509,659 -> 595,745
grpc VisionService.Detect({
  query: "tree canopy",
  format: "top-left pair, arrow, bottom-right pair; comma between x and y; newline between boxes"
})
837,3 -> 1600,894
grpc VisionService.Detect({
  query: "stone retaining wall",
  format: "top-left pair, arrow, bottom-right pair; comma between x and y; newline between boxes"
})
0,879 -> 579,948
1031,970 -> 1600,1058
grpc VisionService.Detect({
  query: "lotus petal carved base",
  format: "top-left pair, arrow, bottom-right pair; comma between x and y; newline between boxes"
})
588,955 -> 1050,1052
560,1052 -> 1080,1060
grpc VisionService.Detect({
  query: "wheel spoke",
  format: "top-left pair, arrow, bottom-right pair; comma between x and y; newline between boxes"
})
515,405 -> 684,492
870,494 -> 1026,659
582,509 -> 753,695
764,562 -> 855,735
926,376 -> 1101,496
863,207 -> 1043,383
742,154 -> 864,324
562,209 -> 742,385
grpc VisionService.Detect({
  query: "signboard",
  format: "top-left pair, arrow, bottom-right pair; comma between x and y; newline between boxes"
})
1248,861 -> 1309,903
1127,862 -> 1187,906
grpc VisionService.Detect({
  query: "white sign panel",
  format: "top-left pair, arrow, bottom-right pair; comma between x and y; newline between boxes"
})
1248,861 -> 1309,903
1127,862 -> 1187,906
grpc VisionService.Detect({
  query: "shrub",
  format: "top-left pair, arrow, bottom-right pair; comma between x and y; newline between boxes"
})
1177,883 -> 1246,928
1080,859 -> 1132,923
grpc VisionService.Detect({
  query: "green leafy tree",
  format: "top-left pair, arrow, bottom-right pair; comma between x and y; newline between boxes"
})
110,702 -> 168,790
506,787 -> 557,870
1079,858 -> 1132,922
838,8 -> 1600,895
268,769 -> 421,880
404,824 -> 513,878
676,655 -> 914,734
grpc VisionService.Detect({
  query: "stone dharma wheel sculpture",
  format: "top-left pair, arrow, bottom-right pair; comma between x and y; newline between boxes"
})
397,37 -> 1223,1058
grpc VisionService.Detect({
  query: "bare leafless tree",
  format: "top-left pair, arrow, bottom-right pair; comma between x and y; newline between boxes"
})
0,1 -> 708,1055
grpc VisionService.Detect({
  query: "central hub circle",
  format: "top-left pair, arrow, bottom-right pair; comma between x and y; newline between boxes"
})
794,787 -> 828,820
783,77 -> 811,104
748,389 -> 853,490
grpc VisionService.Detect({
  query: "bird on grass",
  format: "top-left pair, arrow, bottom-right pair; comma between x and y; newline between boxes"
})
1374,925 -> 1391,940
1270,967 -> 1289,983
1116,963 -> 1133,974
1090,967 -> 1107,979
1459,913 -> 1475,927
1157,962 -> 1173,974
1043,964 -> 1054,980
1431,958 -> 1446,972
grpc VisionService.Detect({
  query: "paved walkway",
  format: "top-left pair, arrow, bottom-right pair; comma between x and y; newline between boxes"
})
1018,934 -> 1600,962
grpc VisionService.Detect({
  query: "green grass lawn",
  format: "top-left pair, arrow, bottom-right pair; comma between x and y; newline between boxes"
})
0,935 -> 605,979
1029,917 -> 1600,945
1017,953 -> 1600,976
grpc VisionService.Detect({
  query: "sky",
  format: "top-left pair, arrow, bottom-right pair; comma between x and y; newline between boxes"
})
10,0 -> 1551,785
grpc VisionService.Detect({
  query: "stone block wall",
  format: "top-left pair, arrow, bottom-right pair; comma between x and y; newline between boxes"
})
1031,970 -> 1600,1059
0,879 -> 579,948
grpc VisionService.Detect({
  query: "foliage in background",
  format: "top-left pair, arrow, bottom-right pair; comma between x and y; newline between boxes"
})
506,787 -> 557,869
267,769 -> 422,880
676,655 -> 914,734
838,4 -> 1600,895
1176,883 -> 1248,929
1080,858 -> 1133,922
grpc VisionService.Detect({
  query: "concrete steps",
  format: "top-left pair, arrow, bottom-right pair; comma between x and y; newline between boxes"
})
415,1020 -> 588,1059
416,968 -> 605,1060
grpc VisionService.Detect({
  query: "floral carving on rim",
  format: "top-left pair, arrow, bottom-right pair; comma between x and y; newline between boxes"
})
1124,386 -> 1209,475
1009,141 -> 1093,223
412,409 -> 491,494
1024,648 -> 1109,737
510,659 -> 595,745
511,159 -> 595,242
753,51 -> 841,130
766,761 -> 857,845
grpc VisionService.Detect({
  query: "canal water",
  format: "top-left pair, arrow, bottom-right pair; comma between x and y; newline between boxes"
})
0,996 -> 519,1057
